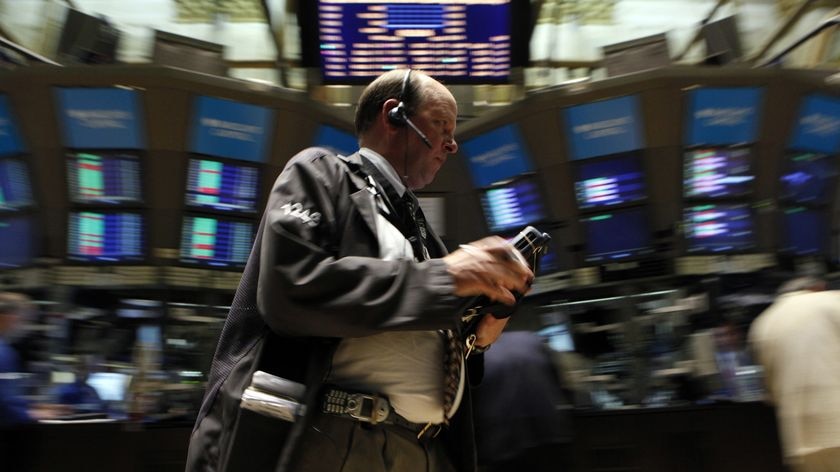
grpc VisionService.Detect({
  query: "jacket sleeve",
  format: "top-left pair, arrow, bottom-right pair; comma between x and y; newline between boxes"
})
257,149 -> 467,338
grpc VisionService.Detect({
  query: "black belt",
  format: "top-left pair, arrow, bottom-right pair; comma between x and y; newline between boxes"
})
320,387 -> 443,440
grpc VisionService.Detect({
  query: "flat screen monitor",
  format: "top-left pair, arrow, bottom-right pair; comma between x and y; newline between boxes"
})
535,247 -> 562,275
309,0 -> 516,83
86,372 -> 130,402
780,207 -> 828,256
480,175 -> 545,234
538,321 -> 575,352
312,124 -> 358,156
185,157 -> 259,213
0,158 -> 34,211
137,324 -> 163,349
179,215 -> 254,268
0,215 -> 34,268
67,211 -> 145,263
462,124 -> 534,188
684,147 -> 753,199
152,30 -> 227,76
684,204 -> 754,253
116,298 -> 164,319
779,151 -> 837,205
582,207 -> 653,263
56,8 -> 120,65
575,152 -> 646,209
67,152 -> 142,205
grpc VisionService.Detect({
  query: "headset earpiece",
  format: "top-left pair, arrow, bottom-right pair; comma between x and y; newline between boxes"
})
388,102 -> 407,126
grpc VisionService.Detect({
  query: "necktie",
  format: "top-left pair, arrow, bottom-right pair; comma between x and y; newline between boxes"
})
441,328 -> 463,423
401,194 -> 431,261
401,193 -> 461,421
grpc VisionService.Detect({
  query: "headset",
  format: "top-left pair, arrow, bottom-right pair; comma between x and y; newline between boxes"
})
387,69 -> 432,149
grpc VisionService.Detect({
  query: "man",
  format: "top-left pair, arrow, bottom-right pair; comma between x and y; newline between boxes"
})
186,69 -> 533,472
0,291 -> 34,427
748,276 -> 840,471
52,355 -> 105,414
472,331 -> 575,472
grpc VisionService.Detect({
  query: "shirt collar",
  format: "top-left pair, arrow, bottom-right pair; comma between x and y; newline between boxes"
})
359,147 -> 408,198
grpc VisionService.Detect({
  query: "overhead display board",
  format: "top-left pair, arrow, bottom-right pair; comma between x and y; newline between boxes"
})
462,124 -> 534,188
788,94 -> 840,154
0,95 -> 25,156
564,95 -> 644,161
315,0 -> 513,83
684,87 -> 763,146
56,87 -> 146,149
190,96 -> 273,163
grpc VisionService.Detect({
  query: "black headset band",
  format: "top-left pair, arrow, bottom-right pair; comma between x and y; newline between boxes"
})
399,68 -> 412,105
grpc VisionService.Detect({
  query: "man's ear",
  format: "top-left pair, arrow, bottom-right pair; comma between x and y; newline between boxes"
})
382,98 -> 403,130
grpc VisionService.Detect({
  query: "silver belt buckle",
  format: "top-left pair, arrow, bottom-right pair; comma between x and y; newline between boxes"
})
346,394 -> 390,425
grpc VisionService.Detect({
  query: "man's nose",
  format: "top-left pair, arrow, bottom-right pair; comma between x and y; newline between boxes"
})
443,139 -> 458,154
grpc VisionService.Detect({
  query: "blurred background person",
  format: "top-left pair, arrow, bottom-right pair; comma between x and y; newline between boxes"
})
712,318 -> 751,400
51,354 -> 105,415
0,291 -> 36,427
472,331 -> 575,472
748,276 -> 840,472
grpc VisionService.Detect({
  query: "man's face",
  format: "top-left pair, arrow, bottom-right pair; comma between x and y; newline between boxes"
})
403,85 -> 458,190
0,312 -> 20,335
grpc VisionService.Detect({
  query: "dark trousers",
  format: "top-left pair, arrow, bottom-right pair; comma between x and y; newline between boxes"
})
288,412 -> 457,472
479,443 -> 575,472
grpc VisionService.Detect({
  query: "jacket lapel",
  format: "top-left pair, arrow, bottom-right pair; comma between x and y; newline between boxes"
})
338,152 -> 379,239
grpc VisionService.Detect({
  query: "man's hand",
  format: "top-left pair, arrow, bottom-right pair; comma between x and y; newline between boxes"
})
442,236 -> 533,306
474,314 -> 510,348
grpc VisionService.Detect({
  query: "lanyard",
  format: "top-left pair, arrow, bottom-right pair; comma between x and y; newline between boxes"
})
358,157 -> 432,261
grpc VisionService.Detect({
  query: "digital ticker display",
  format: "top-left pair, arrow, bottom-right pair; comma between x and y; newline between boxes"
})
582,207 -> 653,263
780,207 -> 827,256
185,158 -> 259,213
480,176 -> 544,234
779,152 -> 837,205
67,211 -> 144,262
180,215 -> 254,268
684,148 -> 753,199
317,1 -> 512,82
575,153 -> 645,209
67,152 -> 142,205
0,159 -> 34,211
0,216 -> 34,268
684,204 -> 754,253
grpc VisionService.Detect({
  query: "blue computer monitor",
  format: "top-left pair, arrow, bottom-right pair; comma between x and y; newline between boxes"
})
462,124 -> 534,188
66,211 -> 145,263
185,157 -> 260,213
779,151 -> 837,206
780,207 -> 828,256
684,147 -> 753,199
684,204 -> 755,253
179,215 -> 255,268
539,321 -> 576,352
0,215 -> 34,268
66,151 -> 142,205
582,207 -> 653,263
0,158 -> 34,211
312,124 -> 358,157
480,175 -> 545,234
574,152 -> 646,209
86,372 -> 131,403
